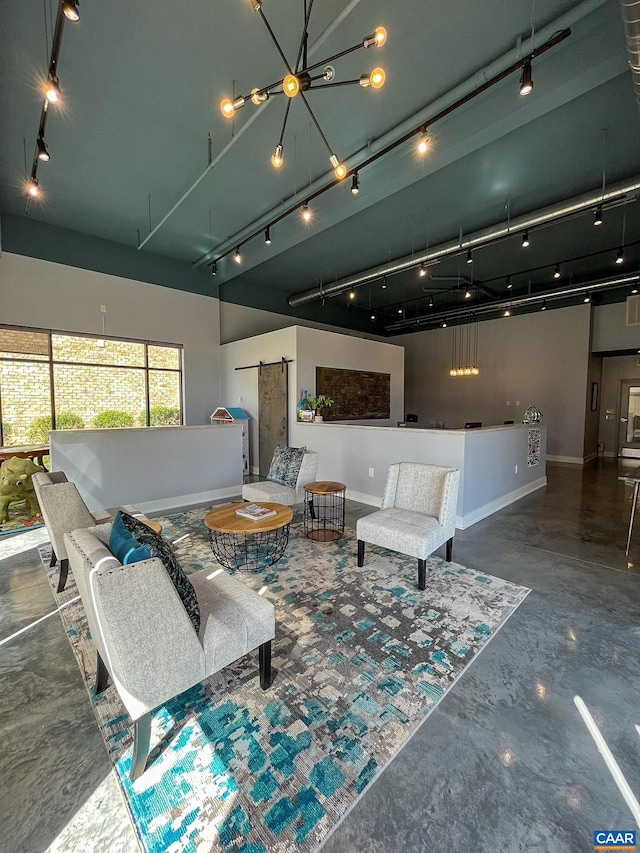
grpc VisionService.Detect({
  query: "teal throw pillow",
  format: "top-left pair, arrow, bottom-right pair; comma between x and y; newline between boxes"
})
109,511 -> 152,565
120,512 -> 200,634
267,445 -> 307,489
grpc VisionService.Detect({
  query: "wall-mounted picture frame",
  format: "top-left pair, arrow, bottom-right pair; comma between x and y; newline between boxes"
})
590,381 -> 599,412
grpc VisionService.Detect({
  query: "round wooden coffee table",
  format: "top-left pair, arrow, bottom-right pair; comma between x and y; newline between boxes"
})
304,481 -> 346,542
204,502 -> 293,572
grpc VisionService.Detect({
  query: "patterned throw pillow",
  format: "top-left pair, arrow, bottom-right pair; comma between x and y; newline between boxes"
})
120,512 -> 200,634
266,445 -> 307,488
108,511 -> 152,565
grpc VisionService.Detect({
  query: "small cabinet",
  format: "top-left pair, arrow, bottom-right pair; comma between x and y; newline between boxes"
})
210,407 -> 250,473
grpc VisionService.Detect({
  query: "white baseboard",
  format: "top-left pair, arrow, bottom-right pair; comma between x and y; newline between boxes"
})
603,451 -> 616,458
583,452 -> 597,464
456,477 -> 548,530
345,489 -> 381,508
546,455 -> 586,464
134,485 -> 241,514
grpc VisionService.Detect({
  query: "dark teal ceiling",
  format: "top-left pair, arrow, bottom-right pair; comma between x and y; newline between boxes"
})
1,0 -> 639,335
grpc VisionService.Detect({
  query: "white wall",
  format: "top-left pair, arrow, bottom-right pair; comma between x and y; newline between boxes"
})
592,301 -> 640,352
0,252 -> 220,425
396,304 -> 592,462
220,325 -> 404,472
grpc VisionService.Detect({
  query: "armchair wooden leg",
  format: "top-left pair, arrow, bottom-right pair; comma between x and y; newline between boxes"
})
130,713 -> 151,782
259,640 -> 273,690
446,537 -> 453,562
56,558 -> 69,593
418,559 -> 427,591
95,651 -> 109,695
357,539 -> 365,568
49,548 -> 58,568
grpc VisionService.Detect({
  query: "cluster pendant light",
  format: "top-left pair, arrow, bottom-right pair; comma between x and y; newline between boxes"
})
219,1 -> 386,182
25,0 -> 79,204
449,314 -> 480,377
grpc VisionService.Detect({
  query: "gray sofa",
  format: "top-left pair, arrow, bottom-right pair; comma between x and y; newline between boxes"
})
64,522 -> 275,781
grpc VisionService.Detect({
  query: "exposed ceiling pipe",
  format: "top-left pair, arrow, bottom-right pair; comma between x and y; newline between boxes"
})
138,2 -> 363,252
385,273 -> 640,333
288,176 -> 640,307
620,0 -> 640,108
196,0 -> 606,270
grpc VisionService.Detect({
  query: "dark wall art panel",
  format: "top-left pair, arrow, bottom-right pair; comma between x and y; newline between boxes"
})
316,367 -> 390,421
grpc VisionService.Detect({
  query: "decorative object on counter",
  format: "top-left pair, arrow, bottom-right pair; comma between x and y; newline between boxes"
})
522,405 -> 543,423
296,389 -> 314,422
308,394 -> 334,422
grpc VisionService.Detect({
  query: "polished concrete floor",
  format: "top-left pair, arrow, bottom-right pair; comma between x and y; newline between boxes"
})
1,459 -> 639,852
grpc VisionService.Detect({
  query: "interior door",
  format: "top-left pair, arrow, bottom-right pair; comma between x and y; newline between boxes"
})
618,379 -> 640,458
258,362 -> 288,477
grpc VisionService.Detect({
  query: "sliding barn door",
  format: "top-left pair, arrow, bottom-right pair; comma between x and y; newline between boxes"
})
258,362 -> 288,477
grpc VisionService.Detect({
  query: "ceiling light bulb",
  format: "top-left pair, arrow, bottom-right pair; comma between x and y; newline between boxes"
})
553,264 -> 561,279
503,308 -> 511,317
271,144 -> 283,168
541,301 -> 546,310
519,59 -> 533,96
36,137 -> 50,162
62,0 -> 80,21
472,367 -> 480,375
301,203 -> 311,222
283,74 -> 300,97
593,204 -> 603,226
466,249 -> 473,264
417,131 -> 430,154
464,289 -> 471,299
632,288 -> 638,294
418,264 -> 427,278
616,247 -> 624,264
220,98 -> 235,118
584,294 -> 591,303
506,276 -> 512,289
381,281 -> 387,289
234,247 -> 242,263
428,297 -> 434,307
264,227 -> 271,245
442,321 -> 447,328
45,75 -> 60,104
349,291 -> 356,300
398,307 -> 403,314
334,162 -> 347,180
251,87 -> 268,105
27,177 -> 39,197
369,67 -> 385,89
370,313 -> 376,321
450,368 -> 457,377
351,173 -> 359,194
363,26 -> 387,48
456,368 -> 464,376
211,262 -> 217,276
521,230 -> 529,248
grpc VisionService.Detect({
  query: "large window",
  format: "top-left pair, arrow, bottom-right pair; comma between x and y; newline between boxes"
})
0,326 -> 183,446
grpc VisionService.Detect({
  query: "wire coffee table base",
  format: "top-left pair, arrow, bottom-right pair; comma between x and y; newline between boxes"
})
208,526 -> 290,572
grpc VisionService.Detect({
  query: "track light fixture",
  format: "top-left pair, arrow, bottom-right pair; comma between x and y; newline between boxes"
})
301,203 -> 311,222
616,247 -> 624,265
553,264 -> 561,279
541,300 -> 547,310
428,297 -> 434,308
370,313 -> 376,320
417,130 -> 430,154
464,288 -> 472,299
503,308 -> 511,317
62,0 -> 80,21
211,262 -> 217,276
521,230 -> 530,248
381,279 -> 387,289
349,290 -> 356,300
442,321 -> 447,328
593,204 -> 603,226
45,75 -> 61,104
219,6 -> 387,180
418,264 -> 427,278
584,293 -> 591,303
36,137 -> 50,162
27,177 -> 39,197
519,59 -> 533,96
351,173 -> 359,195
234,246 -> 242,263
264,227 -> 271,245
397,306 -> 403,314
506,276 -> 512,290
466,249 -> 473,264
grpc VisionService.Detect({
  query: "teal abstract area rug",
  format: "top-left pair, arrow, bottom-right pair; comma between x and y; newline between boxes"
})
41,508 -> 530,853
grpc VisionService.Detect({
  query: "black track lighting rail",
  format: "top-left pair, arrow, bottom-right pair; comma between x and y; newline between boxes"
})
25,0 -> 79,212
207,27 -> 571,272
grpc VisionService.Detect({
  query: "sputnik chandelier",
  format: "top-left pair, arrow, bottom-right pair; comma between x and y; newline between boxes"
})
219,0 -> 387,181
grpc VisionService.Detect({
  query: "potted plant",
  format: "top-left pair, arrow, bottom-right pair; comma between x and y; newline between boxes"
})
308,394 -> 334,422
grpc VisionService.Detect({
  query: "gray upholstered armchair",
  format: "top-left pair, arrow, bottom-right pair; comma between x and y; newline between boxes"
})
64,523 -> 275,781
242,450 -> 319,506
357,462 -> 460,590
32,470 -> 140,592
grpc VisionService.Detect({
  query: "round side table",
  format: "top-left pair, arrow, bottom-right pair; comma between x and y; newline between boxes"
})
204,502 -> 293,572
304,481 -> 346,542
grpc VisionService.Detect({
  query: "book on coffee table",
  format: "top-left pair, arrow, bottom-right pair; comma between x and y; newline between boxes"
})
235,503 -> 277,520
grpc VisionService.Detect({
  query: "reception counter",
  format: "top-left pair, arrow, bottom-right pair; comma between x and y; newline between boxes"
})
290,422 -> 546,529
50,425 -> 243,514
